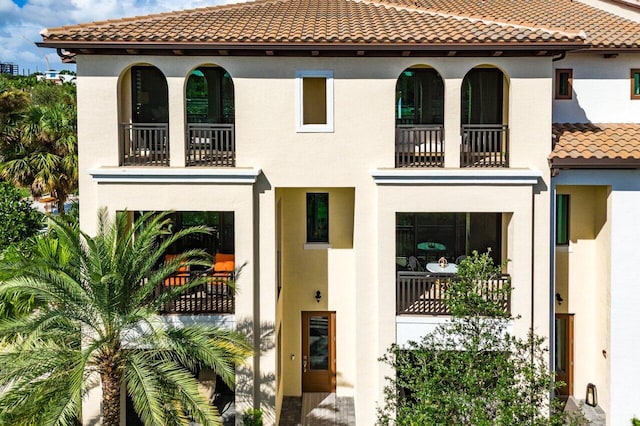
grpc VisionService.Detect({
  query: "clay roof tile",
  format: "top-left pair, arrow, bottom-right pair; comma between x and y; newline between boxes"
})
550,123 -> 640,167
40,0 -> 601,48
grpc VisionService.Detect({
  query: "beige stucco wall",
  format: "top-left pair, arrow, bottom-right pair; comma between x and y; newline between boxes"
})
556,185 -> 611,417
76,53 -> 552,425
277,188 -> 355,398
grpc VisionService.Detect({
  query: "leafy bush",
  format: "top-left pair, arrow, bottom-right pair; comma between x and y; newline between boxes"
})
378,251 -> 573,426
0,182 -> 43,251
242,408 -> 263,426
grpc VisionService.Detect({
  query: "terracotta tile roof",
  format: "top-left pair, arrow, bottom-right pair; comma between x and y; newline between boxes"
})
550,123 -> 640,168
386,0 -> 640,49
39,0 -> 590,49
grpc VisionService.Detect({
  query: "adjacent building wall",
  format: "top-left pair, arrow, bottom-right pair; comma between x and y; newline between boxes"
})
553,53 -> 640,123
554,171 -> 640,426
555,185 -> 611,417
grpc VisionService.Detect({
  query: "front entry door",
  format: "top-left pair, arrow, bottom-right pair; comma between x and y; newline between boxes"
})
302,311 -> 336,392
555,313 -> 574,396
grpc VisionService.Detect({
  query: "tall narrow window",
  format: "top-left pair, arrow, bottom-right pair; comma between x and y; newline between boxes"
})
555,69 -> 573,100
395,68 -> 444,125
131,66 -> 168,123
461,68 -> 504,125
296,70 -> 334,132
307,193 -> 329,243
631,69 -> 640,99
556,194 -> 569,245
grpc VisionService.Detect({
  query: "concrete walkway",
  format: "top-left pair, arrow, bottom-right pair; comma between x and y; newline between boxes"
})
280,393 -> 355,426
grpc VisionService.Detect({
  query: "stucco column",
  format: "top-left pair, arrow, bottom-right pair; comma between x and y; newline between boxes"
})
166,77 -> 186,167
233,184 -> 257,418
443,78 -> 461,168
257,183 -> 277,423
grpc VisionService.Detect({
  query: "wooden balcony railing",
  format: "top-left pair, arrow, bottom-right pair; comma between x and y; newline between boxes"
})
157,271 -> 235,315
396,271 -> 510,316
120,123 -> 169,166
460,124 -> 509,168
395,125 -> 444,168
186,123 -> 235,167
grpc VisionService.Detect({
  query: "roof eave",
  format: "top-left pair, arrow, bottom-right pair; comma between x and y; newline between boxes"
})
550,158 -> 640,169
37,40 -> 589,63
573,46 -> 640,53
37,40 -> 588,53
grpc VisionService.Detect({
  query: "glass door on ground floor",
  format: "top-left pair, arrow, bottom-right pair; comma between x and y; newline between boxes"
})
302,311 -> 336,393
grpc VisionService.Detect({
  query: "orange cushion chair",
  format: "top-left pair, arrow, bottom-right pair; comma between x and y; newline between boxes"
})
164,254 -> 190,286
212,253 -> 235,282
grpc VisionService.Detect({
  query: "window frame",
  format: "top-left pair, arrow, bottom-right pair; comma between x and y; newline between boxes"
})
306,192 -> 329,244
631,69 -> 640,100
554,69 -> 573,100
295,70 -> 334,133
556,194 -> 570,246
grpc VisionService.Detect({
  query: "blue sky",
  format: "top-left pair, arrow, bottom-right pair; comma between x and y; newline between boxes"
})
2,0 -> 233,74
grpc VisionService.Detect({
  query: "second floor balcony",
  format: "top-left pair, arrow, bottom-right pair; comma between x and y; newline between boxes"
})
395,66 -> 509,169
186,123 -> 235,167
119,64 -> 235,168
460,124 -> 509,168
120,123 -> 169,166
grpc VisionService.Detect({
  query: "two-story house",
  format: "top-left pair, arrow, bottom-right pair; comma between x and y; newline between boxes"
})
38,0 -> 640,424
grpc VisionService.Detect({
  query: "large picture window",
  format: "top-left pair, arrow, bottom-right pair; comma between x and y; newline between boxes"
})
396,212 -> 502,269
307,193 -> 329,243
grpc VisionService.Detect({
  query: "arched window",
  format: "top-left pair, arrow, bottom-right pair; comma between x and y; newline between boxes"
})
395,67 -> 444,168
460,67 -> 509,167
461,68 -> 505,125
186,67 -> 234,124
120,65 -> 169,166
185,66 -> 235,167
395,68 -> 444,125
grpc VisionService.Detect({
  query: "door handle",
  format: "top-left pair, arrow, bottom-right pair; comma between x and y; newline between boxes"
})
303,356 -> 307,373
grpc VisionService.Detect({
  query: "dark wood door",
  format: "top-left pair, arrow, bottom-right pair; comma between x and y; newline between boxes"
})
555,313 -> 574,396
302,311 -> 336,392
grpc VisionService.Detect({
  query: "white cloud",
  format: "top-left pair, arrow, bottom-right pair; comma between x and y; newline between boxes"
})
0,0 -> 234,73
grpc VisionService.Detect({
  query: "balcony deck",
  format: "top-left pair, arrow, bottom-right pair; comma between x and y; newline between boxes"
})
395,124 -> 510,168
395,124 -> 444,168
460,124 -> 509,168
120,123 -> 169,166
157,271 -> 235,315
396,271 -> 510,316
186,123 -> 235,167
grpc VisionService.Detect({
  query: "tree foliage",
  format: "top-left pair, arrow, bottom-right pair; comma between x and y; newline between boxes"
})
0,74 -> 77,213
0,181 -> 43,251
378,251 -> 576,426
0,210 -> 252,426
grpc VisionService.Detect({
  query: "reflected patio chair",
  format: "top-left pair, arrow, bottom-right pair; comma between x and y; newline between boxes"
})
408,256 -> 422,272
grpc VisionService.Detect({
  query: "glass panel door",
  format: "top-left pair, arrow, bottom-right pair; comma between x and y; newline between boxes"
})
302,311 -> 336,392
309,315 -> 329,370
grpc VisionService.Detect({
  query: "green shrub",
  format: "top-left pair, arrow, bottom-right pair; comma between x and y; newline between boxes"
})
242,408 -> 263,426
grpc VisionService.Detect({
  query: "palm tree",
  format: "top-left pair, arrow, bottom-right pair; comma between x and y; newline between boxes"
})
0,210 -> 252,426
0,102 -> 78,214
